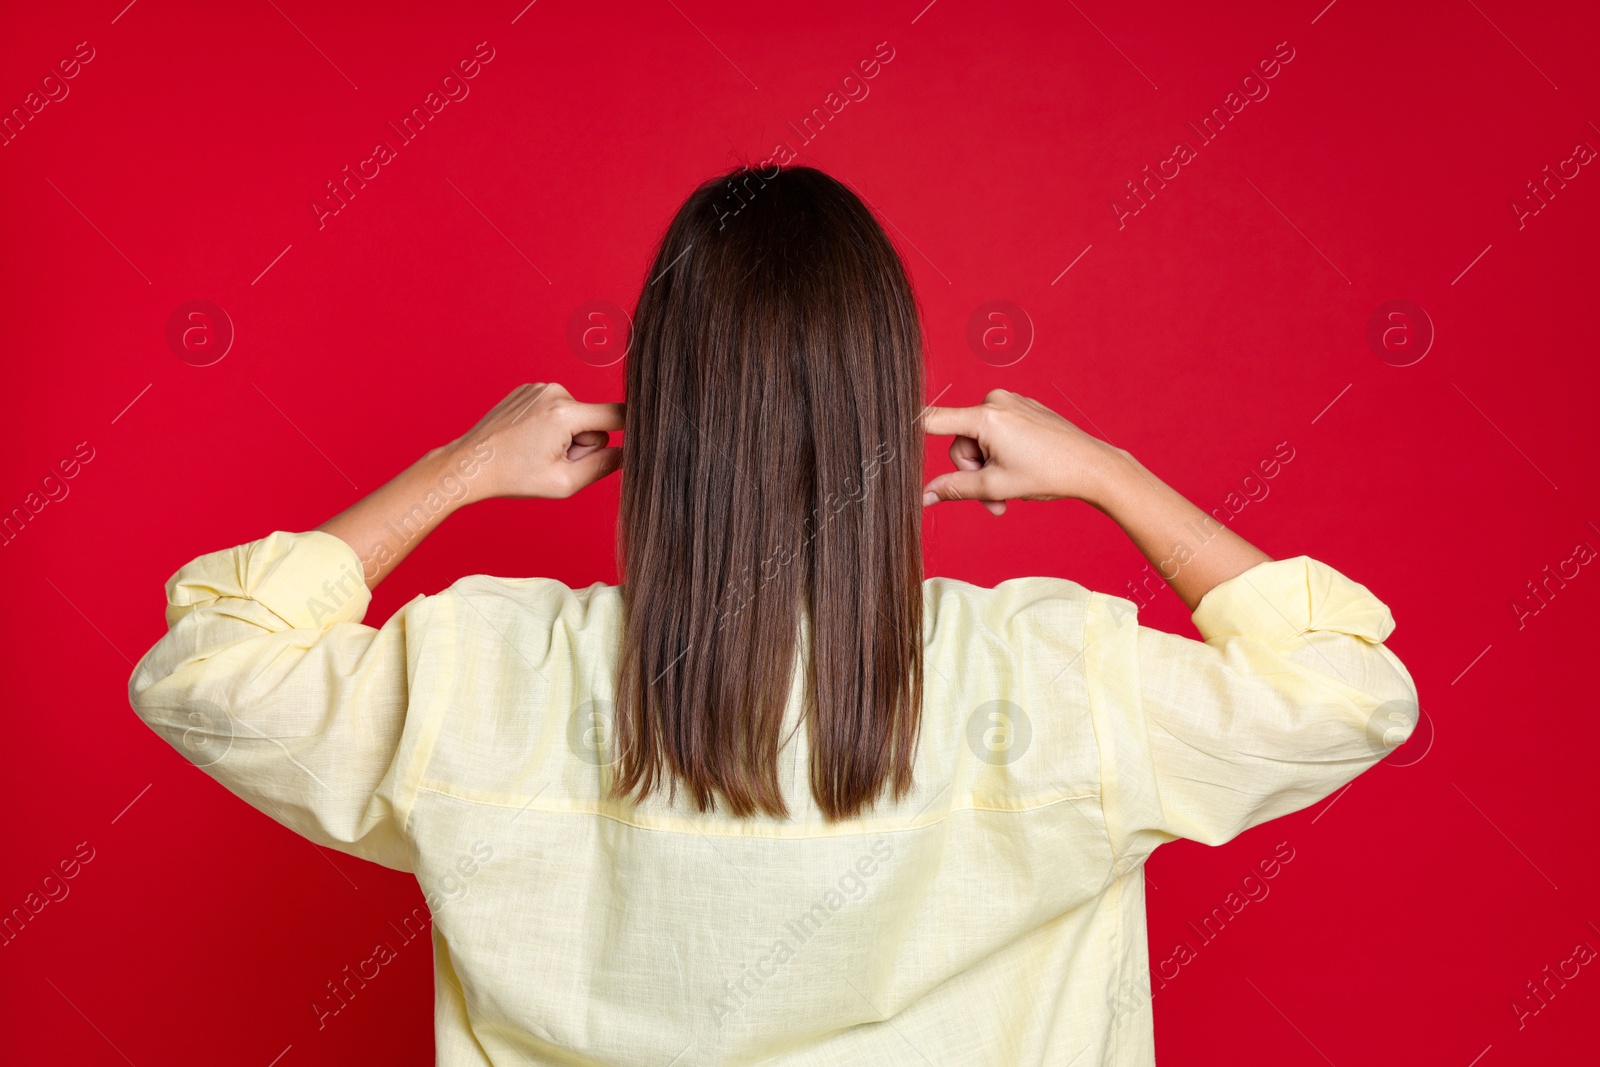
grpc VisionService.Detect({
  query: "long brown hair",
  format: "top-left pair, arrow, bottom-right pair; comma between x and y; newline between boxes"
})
612,164 -> 925,822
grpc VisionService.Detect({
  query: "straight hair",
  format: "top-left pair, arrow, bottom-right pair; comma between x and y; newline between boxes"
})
612,164 -> 925,821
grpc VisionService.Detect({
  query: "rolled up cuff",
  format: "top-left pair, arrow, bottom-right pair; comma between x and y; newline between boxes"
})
1190,555 -> 1396,646
163,529 -> 372,630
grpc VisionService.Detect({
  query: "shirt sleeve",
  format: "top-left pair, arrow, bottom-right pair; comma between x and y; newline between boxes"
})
1083,555 -> 1420,868
126,529 -> 439,872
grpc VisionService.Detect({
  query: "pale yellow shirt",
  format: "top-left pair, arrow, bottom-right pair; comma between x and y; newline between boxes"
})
128,530 -> 1419,1066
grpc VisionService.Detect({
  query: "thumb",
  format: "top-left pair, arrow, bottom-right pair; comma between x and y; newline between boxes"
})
923,469 -> 992,506
923,470 -> 1007,516
565,446 -> 623,493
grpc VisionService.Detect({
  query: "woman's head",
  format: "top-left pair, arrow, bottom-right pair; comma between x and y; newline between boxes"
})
613,164 -> 925,821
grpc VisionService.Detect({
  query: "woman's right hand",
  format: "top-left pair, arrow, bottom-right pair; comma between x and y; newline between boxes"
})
921,389 -> 1130,516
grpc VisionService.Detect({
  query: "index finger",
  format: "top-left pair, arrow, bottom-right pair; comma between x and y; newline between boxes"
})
568,401 -> 625,433
921,404 -> 985,438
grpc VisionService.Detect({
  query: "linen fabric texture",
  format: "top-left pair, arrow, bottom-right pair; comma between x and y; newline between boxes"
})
128,530 -> 1419,1066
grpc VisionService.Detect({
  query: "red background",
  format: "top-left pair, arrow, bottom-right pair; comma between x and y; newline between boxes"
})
3,1 -> 1598,1064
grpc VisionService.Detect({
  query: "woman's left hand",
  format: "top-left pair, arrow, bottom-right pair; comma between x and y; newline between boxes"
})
450,382 -> 624,503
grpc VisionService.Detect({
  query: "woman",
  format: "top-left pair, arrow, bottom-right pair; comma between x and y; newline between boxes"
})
129,165 -> 1419,1066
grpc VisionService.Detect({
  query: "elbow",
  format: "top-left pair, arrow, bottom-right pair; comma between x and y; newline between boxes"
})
1357,643 -> 1422,756
127,668 -> 236,769
126,667 -> 175,755
127,662 -> 156,724
126,657 -> 187,733
1363,694 -> 1419,752
1293,629 -> 1422,757
127,653 -> 173,726
126,623 -> 218,730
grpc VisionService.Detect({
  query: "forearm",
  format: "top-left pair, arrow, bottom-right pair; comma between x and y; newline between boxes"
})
316,443 -> 484,590
1088,448 -> 1272,613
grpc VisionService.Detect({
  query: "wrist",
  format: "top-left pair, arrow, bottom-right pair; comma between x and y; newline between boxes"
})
423,440 -> 496,508
1081,444 -> 1143,513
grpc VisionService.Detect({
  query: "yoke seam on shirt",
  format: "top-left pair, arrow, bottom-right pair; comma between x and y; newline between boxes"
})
412,779 -> 1103,839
